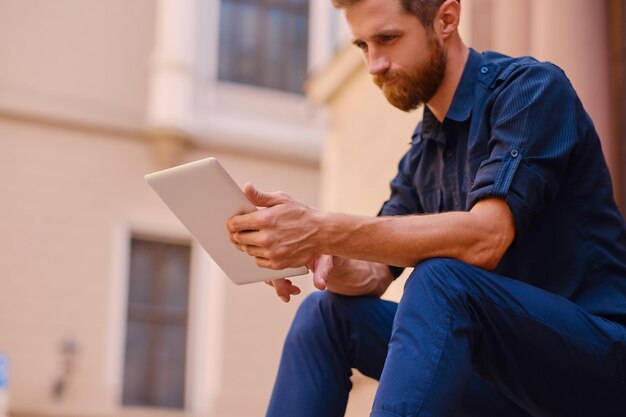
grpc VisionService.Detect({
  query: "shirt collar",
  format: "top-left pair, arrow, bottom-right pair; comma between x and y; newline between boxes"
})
418,48 -> 482,143
417,106 -> 442,142
446,48 -> 481,122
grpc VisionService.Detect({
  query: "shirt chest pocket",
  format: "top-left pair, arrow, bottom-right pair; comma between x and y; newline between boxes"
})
412,153 -> 445,214
413,162 -> 444,214
418,188 -> 443,214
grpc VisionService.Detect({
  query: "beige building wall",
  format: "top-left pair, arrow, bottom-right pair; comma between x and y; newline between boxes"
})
309,1 -> 615,415
0,1 -> 321,417
0,120 -> 318,417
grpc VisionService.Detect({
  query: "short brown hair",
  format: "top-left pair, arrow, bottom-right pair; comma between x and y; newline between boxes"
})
331,0 -> 460,28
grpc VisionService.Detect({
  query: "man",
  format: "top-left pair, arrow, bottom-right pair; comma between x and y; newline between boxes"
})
227,0 -> 626,415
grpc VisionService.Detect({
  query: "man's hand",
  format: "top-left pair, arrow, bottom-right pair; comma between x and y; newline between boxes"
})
264,254 -> 394,302
263,278 -> 301,303
310,253 -> 335,291
308,254 -> 387,295
264,254 -> 334,303
227,183 -> 323,270
226,184 -> 337,303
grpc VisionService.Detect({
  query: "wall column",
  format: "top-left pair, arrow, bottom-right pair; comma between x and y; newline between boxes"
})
146,0 -> 197,168
491,0 -> 531,57
530,0 -> 615,183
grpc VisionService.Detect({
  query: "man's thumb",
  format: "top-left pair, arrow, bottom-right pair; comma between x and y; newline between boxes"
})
243,183 -> 285,208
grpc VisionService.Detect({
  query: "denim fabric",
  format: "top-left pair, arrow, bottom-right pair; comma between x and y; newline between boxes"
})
267,259 -> 626,417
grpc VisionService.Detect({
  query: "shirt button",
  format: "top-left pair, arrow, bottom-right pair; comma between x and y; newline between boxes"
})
445,150 -> 453,158
480,66 -> 489,74
511,149 -> 519,158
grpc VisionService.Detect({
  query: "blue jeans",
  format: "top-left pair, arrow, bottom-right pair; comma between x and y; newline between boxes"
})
266,258 -> 626,417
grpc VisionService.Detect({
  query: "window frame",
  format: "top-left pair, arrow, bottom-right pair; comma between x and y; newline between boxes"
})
110,222 -> 227,415
190,0 -> 339,152
202,0 -> 335,95
217,0 -> 311,94
122,237 -> 191,409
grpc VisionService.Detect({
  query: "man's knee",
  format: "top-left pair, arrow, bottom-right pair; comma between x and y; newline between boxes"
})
297,290 -> 377,321
409,258 -> 470,287
295,291 -> 347,318
287,291 -> 359,343
403,258 -> 494,307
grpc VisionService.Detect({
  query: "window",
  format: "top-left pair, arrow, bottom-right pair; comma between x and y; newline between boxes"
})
218,0 -> 309,94
122,238 -> 191,409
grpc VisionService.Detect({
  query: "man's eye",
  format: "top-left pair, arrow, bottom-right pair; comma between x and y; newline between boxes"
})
380,35 -> 397,43
355,41 -> 368,50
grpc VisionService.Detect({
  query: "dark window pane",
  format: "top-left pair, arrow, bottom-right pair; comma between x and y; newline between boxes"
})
162,245 -> 191,310
122,238 -> 191,409
153,324 -> 187,407
122,322 -> 151,405
127,243 -> 154,306
218,0 -> 309,93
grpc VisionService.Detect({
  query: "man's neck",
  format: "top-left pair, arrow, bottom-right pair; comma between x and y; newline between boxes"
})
426,38 -> 470,122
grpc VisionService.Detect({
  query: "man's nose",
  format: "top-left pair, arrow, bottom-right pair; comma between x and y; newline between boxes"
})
368,52 -> 390,76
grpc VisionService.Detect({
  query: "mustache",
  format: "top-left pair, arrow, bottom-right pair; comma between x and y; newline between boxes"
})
373,70 -> 400,87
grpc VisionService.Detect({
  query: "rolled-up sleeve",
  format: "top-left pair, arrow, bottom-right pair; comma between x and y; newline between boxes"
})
467,63 -> 579,234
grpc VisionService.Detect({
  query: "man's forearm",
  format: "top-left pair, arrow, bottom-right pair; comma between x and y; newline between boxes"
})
227,188 -> 514,273
316,198 -> 515,271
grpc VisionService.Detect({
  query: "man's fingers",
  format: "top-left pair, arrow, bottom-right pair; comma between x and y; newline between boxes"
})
227,212 -> 260,234
243,183 -> 289,208
313,273 -> 327,290
232,230 -> 270,249
270,278 -> 301,302
310,255 -> 333,291
242,244 -> 267,258
227,230 -> 244,251
228,231 -> 249,253
312,265 -> 329,290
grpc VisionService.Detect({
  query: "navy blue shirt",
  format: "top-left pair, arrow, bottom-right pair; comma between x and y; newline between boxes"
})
380,49 -> 626,324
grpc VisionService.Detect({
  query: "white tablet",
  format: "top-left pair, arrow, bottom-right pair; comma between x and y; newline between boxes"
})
145,157 -> 309,285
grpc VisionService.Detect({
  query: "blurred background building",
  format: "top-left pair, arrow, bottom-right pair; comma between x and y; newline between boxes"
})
0,1 -> 624,417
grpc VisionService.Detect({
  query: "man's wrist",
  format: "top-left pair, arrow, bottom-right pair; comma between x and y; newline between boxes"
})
312,210 -> 335,255
317,211 -> 359,257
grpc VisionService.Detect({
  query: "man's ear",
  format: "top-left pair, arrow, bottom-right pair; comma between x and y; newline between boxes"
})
434,0 -> 461,40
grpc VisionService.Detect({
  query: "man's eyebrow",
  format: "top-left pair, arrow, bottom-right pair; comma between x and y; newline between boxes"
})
351,28 -> 404,47
374,29 -> 402,37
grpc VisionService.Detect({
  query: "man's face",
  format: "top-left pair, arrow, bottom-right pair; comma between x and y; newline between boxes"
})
345,0 -> 447,112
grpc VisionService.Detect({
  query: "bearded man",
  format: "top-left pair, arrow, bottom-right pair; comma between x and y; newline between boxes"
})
226,0 -> 626,416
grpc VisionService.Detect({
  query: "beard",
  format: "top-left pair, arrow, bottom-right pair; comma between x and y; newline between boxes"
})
373,34 -> 447,112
